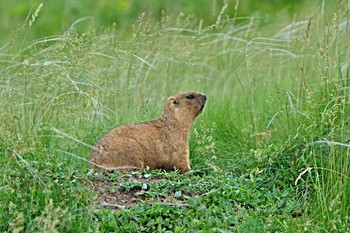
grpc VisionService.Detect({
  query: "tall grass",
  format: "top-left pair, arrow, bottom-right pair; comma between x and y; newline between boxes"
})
0,0 -> 349,232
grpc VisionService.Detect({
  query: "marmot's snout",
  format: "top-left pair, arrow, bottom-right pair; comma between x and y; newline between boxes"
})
200,94 -> 207,111
202,94 -> 207,103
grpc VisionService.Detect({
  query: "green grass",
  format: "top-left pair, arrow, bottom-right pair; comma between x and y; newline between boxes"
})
1,0 -> 350,232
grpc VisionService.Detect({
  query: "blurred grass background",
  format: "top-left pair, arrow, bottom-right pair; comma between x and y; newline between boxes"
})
1,0 -> 312,45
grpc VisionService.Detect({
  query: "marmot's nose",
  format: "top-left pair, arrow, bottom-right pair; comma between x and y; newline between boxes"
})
202,95 -> 207,102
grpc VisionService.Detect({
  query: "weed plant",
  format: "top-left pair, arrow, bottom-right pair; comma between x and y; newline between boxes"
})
0,1 -> 349,232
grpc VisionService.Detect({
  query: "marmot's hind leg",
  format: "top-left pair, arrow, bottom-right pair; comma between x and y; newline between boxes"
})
91,138 -> 144,172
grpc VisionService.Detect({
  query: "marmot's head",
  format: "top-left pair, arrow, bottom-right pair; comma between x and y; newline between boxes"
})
163,92 -> 206,124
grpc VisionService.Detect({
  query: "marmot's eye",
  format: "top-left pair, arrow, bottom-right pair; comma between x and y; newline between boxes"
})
186,95 -> 194,99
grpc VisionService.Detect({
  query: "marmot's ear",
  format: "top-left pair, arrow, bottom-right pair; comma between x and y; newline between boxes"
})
169,97 -> 179,107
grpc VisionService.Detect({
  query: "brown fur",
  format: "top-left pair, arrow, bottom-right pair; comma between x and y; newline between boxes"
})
89,92 -> 207,172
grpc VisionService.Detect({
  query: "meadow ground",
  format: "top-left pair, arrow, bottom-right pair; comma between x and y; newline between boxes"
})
0,1 -> 349,232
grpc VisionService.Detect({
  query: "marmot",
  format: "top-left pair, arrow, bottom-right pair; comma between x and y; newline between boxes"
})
89,92 -> 206,173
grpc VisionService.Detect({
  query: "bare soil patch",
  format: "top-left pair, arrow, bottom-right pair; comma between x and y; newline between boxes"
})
88,175 -> 199,212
